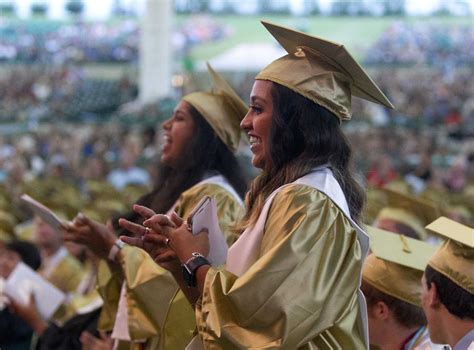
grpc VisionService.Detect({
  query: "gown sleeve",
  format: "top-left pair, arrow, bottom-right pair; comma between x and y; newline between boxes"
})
96,260 -> 123,331
119,182 -> 244,344
195,184 -> 366,349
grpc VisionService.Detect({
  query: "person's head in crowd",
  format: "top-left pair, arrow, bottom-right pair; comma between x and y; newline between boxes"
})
422,217 -> 474,347
131,63 -> 249,218
118,145 -> 139,171
374,188 -> 440,240
81,155 -> 108,181
237,21 -> 394,230
0,210 -> 16,245
0,240 -> 41,279
362,226 -> 437,349
33,217 -> 64,256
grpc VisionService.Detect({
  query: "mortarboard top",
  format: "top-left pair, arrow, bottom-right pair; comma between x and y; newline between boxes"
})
182,63 -> 248,152
426,217 -> 474,294
363,225 -> 438,306
255,21 -> 394,121
375,188 -> 440,240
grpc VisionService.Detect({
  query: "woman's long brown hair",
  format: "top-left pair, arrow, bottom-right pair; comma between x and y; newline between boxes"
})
114,103 -> 249,235
235,82 -> 365,233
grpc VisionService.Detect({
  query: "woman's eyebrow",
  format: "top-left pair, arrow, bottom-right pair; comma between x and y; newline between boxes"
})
250,96 -> 266,104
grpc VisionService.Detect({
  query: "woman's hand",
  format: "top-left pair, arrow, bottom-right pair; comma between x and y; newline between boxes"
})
80,331 -> 113,350
62,214 -> 116,260
118,204 -> 171,256
146,212 -> 210,264
0,250 -> 20,279
9,295 -> 47,335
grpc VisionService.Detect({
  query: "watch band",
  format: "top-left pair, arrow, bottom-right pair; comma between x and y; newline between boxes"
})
108,239 -> 125,262
182,252 -> 210,287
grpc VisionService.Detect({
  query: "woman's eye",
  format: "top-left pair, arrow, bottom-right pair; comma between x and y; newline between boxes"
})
249,105 -> 262,114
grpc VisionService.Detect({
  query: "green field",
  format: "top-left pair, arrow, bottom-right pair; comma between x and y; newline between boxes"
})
179,15 -> 472,61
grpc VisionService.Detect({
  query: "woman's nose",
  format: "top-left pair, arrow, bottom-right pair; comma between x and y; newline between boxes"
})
162,118 -> 172,130
240,110 -> 252,130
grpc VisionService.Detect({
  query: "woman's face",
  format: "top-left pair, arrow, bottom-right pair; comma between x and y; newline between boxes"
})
161,100 -> 195,168
241,80 -> 273,169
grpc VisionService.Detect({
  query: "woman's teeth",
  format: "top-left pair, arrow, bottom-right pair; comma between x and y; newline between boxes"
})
249,136 -> 261,145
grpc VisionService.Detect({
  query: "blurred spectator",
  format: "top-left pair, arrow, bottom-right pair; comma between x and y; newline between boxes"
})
107,145 -> 150,190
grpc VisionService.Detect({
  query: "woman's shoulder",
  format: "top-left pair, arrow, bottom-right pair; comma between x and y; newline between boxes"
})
271,183 -> 348,219
182,181 -> 240,203
176,181 -> 242,220
273,182 -> 330,202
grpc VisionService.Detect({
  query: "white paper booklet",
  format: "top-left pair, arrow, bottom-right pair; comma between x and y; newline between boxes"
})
189,196 -> 228,266
20,194 -> 68,231
3,262 -> 66,320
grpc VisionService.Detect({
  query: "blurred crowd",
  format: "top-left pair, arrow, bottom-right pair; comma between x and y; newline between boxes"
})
365,22 -> 474,66
0,66 -> 137,122
0,117 -> 472,226
0,16 -> 229,64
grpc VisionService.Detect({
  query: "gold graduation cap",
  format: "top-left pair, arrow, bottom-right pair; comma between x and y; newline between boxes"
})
375,188 -> 441,240
182,63 -> 248,152
256,21 -> 394,121
425,217 -> 474,294
363,226 -> 438,306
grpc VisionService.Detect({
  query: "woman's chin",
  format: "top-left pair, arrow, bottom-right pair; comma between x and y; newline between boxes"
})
251,156 -> 265,170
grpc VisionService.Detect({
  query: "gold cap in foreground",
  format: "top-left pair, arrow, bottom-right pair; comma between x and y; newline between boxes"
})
426,217 -> 474,294
256,21 -> 394,121
182,63 -> 248,152
363,226 -> 438,306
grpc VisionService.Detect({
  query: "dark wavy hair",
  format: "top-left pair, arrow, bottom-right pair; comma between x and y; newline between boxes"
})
425,265 -> 474,320
114,103 -> 249,234
237,82 -> 365,231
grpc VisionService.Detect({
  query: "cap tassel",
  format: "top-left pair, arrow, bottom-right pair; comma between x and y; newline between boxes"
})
400,235 -> 412,253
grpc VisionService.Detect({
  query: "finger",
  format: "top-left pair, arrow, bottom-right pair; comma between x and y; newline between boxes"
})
143,214 -> 176,232
119,235 -> 142,248
154,250 -> 177,263
143,233 -> 169,245
63,232 -> 78,242
133,204 -> 156,220
170,212 -> 184,226
118,218 -> 148,236
99,330 -> 108,340
73,212 -> 88,225
79,331 -> 93,346
59,220 -> 73,231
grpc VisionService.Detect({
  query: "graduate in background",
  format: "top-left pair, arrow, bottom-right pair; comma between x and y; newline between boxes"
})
139,21 -> 394,349
362,226 -> 445,350
64,64 -> 249,350
34,216 -> 83,294
373,188 -> 440,241
422,217 -> 474,350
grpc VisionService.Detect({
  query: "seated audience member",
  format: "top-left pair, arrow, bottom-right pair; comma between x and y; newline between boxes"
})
374,188 -> 440,240
422,217 -> 474,349
362,226 -> 445,350
0,240 -> 42,350
34,216 -> 84,293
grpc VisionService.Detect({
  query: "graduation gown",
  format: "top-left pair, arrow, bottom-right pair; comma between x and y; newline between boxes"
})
97,176 -> 243,349
39,247 -> 84,294
194,167 -> 370,349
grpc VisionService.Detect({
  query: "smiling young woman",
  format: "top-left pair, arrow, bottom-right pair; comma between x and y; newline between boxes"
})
64,64 -> 250,350
147,21 -> 394,349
